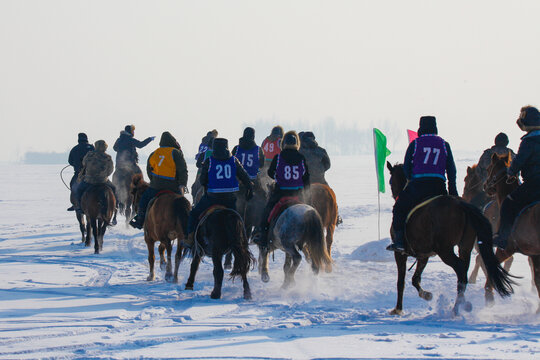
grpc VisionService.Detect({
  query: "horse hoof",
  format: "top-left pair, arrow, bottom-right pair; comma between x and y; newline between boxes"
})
173,276 -> 179,284
244,292 -> 252,301
463,301 -> 473,312
146,275 -> 155,281
224,264 -> 232,271
210,291 -> 221,299
185,285 -> 194,290
165,273 -> 174,282
85,242 -> 90,247
485,292 -> 495,306
390,308 -> 403,316
160,263 -> 166,271
261,273 -> 270,283
325,264 -> 333,273
94,249 -> 99,254
421,291 -> 433,301
468,278 -> 476,285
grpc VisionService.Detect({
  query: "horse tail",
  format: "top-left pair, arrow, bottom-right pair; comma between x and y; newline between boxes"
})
96,186 -> 110,224
227,212 -> 255,280
459,200 -> 515,297
173,196 -> 191,238
302,208 -> 332,272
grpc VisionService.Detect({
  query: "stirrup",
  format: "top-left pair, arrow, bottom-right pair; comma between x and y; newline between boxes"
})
67,205 -> 75,211
386,242 -> 405,253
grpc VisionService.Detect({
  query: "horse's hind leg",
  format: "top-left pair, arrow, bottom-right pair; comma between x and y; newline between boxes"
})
185,254 -> 201,290
258,247 -> 270,283
282,251 -> 301,289
85,217 -> 91,247
468,243 -> 484,284
158,242 -> 167,271
164,240 -> 174,282
439,250 -> 471,316
224,251 -> 233,270
391,253 -> 407,316
412,257 -> 432,301
210,253 -> 224,299
529,255 -> 540,313
145,238 -> 156,281
97,218 -> 106,253
324,224 -> 335,273
91,218 -> 99,254
77,212 -> 86,243
173,243 -> 184,284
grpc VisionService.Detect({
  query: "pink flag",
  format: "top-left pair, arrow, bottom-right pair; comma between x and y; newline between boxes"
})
407,129 -> 418,143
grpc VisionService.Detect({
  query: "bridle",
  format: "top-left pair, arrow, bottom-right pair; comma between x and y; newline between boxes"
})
484,166 -> 515,191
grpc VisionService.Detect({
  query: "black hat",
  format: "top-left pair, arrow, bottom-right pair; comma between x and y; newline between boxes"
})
242,127 -> 255,141
125,125 -> 135,135
494,132 -> 509,147
303,131 -> 315,140
78,133 -> 88,143
271,126 -> 284,137
212,138 -> 230,159
517,106 -> 540,131
417,116 -> 438,136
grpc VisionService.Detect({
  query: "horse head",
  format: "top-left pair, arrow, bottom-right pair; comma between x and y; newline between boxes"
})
462,164 -> 482,202
130,173 -> 149,212
386,162 -> 406,199
484,153 -> 513,196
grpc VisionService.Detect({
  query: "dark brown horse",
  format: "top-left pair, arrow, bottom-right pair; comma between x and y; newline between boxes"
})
484,153 -> 540,310
462,165 -> 515,284
70,191 -> 86,243
308,183 -> 338,272
182,207 -> 254,300
131,174 -> 190,282
112,165 -> 138,225
387,162 -> 514,315
80,184 -> 116,254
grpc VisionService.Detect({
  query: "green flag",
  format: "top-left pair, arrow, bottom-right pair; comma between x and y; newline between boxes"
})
373,128 -> 391,193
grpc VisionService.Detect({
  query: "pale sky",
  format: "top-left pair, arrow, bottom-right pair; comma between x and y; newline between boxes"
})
1,0 -> 540,162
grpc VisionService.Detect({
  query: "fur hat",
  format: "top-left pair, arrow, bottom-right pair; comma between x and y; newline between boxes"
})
212,138 -> 230,159
494,132 -> 509,147
159,131 -> 180,150
281,131 -> 300,150
94,140 -> 108,152
124,125 -> 135,135
78,133 -> 88,143
271,126 -> 284,137
242,127 -> 255,141
517,106 -> 540,132
417,116 -> 438,136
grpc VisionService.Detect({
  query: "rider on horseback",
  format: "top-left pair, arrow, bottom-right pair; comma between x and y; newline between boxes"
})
255,131 -> 310,249
261,126 -> 283,163
183,138 -> 254,249
195,129 -> 218,162
232,127 -> 265,193
73,140 -> 118,223
299,131 -> 330,186
387,116 -> 459,252
67,133 -> 94,211
476,132 -> 516,183
129,132 -> 188,229
113,125 -> 155,174
493,106 -> 540,249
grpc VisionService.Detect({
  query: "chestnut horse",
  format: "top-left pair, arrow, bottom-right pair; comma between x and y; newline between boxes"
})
387,162 -> 514,315
484,153 -> 540,310
308,183 -> 338,272
80,184 -> 116,254
131,174 -> 190,282
182,207 -> 254,300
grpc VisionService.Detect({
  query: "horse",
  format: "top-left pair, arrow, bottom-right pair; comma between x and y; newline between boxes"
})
70,191 -> 86,243
130,174 -> 190,282
257,203 -> 332,288
80,184 -> 116,254
484,153 -> 540,310
386,162 -> 514,315
112,161 -> 139,225
307,183 -> 338,272
181,207 -> 254,300
462,164 -> 515,284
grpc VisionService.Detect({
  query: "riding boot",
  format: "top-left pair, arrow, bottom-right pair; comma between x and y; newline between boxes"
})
254,226 -> 269,250
182,232 -> 195,248
386,230 -> 406,252
493,197 -> 521,250
67,205 -> 75,211
129,212 -> 145,229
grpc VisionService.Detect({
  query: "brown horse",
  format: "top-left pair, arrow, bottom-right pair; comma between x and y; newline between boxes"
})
484,153 -> 540,310
70,191 -> 86,243
308,183 -> 338,272
80,184 -> 116,254
387,162 -> 514,315
462,165 -> 515,284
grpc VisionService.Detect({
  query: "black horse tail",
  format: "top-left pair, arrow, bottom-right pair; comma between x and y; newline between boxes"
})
173,196 -> 191,238
459,200 -> 515,297
302,208 -> 332,273
227,212 -> 255,280
98,186 -> 113,225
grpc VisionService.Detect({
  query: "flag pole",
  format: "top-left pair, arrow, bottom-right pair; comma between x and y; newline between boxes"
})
372,129 -> 381,242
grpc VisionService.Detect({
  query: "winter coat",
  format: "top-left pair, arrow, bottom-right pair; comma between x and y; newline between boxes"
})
146,132 -> 188,192
80,142 -> 114,184
68,141 -> 95,173
477,145 -> 516,181
299,137 -> 330,185
268,148 -> 310,188
508,131 -> 540,183
113,131 -> 153,164
232,137 -> 265,169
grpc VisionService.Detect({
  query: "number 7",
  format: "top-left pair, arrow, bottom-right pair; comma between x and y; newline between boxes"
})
423,147 -> 431,164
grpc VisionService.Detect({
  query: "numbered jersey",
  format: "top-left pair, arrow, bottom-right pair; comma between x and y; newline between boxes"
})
412,135 -> 448,180
262,137 -> 281,161
275,155 -> 306,190
149,147 -> 176,180
207,156 -> 239,193
235,146 -> 260,179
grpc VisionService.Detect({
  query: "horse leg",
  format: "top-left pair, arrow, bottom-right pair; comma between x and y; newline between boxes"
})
185,254 -> 201,290
241,270 -> 252,300
145,239 -> 156,281
484,248 -> 513,305
97,218 -> 105,253
77,212 -> 86,242
282,254 -> 292,288
391,253 -> 407,316
282,251 -> 302,289
164,240 -> 174,282
468,243 -> 483,284
173,242 -> 184,284
503,256 -> 514,272
258,247 -> 270,283
210,253 -> 224,299
158,242 -> 167,271
528,257 -> 536,290
439,251 -> 471,316
324,223 -> 335,273
91,218 -> 99,254
412,257 -> 432,301
224,251 -> 233,270
529,255 -> 540,313
85,217 -> 91,247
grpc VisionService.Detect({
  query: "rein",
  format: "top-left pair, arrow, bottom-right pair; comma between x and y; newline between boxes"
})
60,165 -> 71,191
485,167 -> 509,189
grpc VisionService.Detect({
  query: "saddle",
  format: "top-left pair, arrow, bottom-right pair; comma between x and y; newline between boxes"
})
199,204 -> 227,221
268,196 -> 301,224
517,200 -> 540,218
147,189 -> 177,210
406,195 -> 444,223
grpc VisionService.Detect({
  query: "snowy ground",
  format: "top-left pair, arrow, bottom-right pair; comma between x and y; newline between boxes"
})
0,155 -> 539,359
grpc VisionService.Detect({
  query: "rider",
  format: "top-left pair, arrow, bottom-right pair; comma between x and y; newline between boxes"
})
299,131 -> 330,185
183,138 -> 254,249
195,129 -> 218,162
255,131 -> 310,249
74,140 -> 118,221
387,116 -> 459,252
113,125 -> 155,173
476,132 -> 516,183
493,106 -> 540,249
191,130 -> 218,196
129,132 -> 188,229
67,133 -> 94,211
232,127 -> 264,192
261,126 -> 283,164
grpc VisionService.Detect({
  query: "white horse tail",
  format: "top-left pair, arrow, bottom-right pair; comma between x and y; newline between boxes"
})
302,208 -> 332,272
